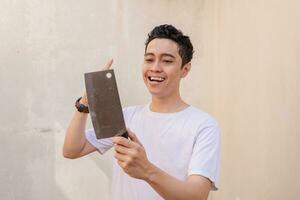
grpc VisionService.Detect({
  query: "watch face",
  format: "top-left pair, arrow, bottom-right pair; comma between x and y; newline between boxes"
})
78,105 -> 84,112
75,99 -> 89,113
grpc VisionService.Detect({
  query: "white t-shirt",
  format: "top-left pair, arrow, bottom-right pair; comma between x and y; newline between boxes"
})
85,104 -> 221,200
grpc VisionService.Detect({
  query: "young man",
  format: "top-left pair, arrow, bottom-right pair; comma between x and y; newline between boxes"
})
63,24 -> 220,200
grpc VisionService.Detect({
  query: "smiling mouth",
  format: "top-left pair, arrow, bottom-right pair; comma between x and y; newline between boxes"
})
148,76 -> 166,83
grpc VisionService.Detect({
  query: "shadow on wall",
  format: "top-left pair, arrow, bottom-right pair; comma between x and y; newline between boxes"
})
0,128 -> 68,200
0,123 -> 113,200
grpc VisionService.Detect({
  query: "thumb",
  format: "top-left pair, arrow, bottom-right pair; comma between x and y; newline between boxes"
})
103,58 -> 113,70
127,129 -> 143,147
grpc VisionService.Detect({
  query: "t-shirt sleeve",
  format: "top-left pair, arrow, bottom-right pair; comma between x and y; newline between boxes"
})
85,129 -> 113,154
84,106 -> 138,154
188,125 -> 221,190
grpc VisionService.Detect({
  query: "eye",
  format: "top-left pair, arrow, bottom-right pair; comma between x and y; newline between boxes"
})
163,60 -> 173,63
144,58 -> 154,63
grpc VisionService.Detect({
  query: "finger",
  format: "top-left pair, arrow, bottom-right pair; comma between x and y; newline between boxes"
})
112,136 -> 135,148
117,160 -> 126,169
81,92 -> 89,105
114,152 -> 128,162
103,58 -> 113,70
114,144 -> 130,154
127,129 -> 143,147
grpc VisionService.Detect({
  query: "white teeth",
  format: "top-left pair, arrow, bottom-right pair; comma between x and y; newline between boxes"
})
149,76 -> 165,81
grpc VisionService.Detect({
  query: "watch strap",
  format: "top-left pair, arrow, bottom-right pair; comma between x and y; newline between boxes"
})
75,97 -> 89,113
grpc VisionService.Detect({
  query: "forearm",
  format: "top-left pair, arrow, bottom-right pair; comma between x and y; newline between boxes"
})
63,110 -> 88,158
145,163 -> 208,200
113,132 -> 211,199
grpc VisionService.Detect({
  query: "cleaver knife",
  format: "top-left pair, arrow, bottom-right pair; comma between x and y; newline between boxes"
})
84,69 -> 128,139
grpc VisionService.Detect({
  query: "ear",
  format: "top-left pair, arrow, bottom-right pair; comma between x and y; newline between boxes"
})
181,62 -> 191,78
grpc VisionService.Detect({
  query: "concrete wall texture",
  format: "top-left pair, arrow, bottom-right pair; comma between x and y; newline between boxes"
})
1,0 -> 299,200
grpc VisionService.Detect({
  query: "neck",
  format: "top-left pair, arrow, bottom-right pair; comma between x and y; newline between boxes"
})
150,92 -> 189,113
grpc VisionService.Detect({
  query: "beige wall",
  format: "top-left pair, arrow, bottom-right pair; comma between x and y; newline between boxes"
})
1,0 -> 299,200
208,1 -> 300,199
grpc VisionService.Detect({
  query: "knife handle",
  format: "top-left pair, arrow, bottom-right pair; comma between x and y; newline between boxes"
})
121,131 -> 128,139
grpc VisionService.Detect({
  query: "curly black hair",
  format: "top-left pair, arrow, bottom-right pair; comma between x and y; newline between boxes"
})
145,24 -> 194,67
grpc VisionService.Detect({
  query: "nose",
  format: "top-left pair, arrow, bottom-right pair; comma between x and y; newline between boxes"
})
150,61 -> 162,72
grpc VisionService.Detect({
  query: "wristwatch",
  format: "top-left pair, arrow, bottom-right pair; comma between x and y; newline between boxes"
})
75,97 -> 89,113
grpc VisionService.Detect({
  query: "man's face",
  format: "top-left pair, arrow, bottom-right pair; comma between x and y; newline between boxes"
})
142,38 -> 190,98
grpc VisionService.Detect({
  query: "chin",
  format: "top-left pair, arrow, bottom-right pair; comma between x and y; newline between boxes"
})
143,79 -> 169,98
147,89 -> 168,99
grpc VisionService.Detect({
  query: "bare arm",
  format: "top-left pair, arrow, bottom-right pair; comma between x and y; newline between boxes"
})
113,131 -> 212,200
63,59 -> 114,159
63,94 -> 97,159
146,164 -> 211,200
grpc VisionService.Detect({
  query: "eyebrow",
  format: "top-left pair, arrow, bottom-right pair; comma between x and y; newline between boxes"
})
144,52 -> 176,59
